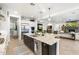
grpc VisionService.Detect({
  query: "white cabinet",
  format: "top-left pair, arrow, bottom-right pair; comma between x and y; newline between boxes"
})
0,10 -> 6,22
75,33 -> 79,40
0,31 -> 7,55
0,36 -> 6,55
0,44 -> 6,55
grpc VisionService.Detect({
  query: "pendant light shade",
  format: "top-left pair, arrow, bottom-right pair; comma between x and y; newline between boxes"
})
48,8 -> 51,21
48,8 -> 52,25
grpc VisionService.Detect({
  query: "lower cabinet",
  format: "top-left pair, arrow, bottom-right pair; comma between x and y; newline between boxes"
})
42,42 -> 49,55
34,40 -> 57,55
23,35 -> 57,55
23,35 -> 34,52
42,42 -> 57,55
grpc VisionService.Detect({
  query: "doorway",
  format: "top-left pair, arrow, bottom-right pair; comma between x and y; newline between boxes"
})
10,16 -> 19,40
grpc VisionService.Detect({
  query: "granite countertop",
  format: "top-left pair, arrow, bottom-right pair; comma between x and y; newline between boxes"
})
23,33 -> 60,45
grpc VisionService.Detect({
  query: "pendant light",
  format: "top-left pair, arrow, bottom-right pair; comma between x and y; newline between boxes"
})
48,8 -> 51,21
48,8 -> 52,25
38,11 -> 43,23
47,8 -> 52,33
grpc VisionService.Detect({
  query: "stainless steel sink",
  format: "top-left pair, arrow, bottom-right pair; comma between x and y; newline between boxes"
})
55,36 -> 60,38
31,35 -> 37,37
0,38 -> 4,44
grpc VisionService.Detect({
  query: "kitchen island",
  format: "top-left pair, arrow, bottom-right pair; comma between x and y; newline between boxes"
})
23,33 -> 60,55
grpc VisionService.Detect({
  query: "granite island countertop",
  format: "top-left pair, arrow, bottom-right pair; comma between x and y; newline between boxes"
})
23,33 -> 60,45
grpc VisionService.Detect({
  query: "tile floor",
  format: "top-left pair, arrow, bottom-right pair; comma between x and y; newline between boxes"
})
6,38 -> 79,55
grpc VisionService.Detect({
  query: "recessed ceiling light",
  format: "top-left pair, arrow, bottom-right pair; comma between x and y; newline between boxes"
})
30,3 -> 35,6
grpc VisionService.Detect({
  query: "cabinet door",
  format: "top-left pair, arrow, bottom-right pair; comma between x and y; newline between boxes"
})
42,42 -> 57,55
42,42 -> 49,55
23,35 -> 34,52
29,37 -> 34,52
49,43 -> 57,55
23,35 -> 30,48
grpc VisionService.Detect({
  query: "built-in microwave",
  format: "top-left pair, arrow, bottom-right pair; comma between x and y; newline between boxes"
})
31,27 -> 35,33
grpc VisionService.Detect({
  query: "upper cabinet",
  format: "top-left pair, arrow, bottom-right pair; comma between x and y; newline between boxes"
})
0,10 -> 6,22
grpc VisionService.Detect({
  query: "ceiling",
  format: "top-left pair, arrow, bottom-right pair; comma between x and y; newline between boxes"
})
0,3 -> 79,23
0,3 -> 79,18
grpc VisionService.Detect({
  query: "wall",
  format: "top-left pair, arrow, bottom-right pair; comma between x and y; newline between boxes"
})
21,19 -> 37,35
